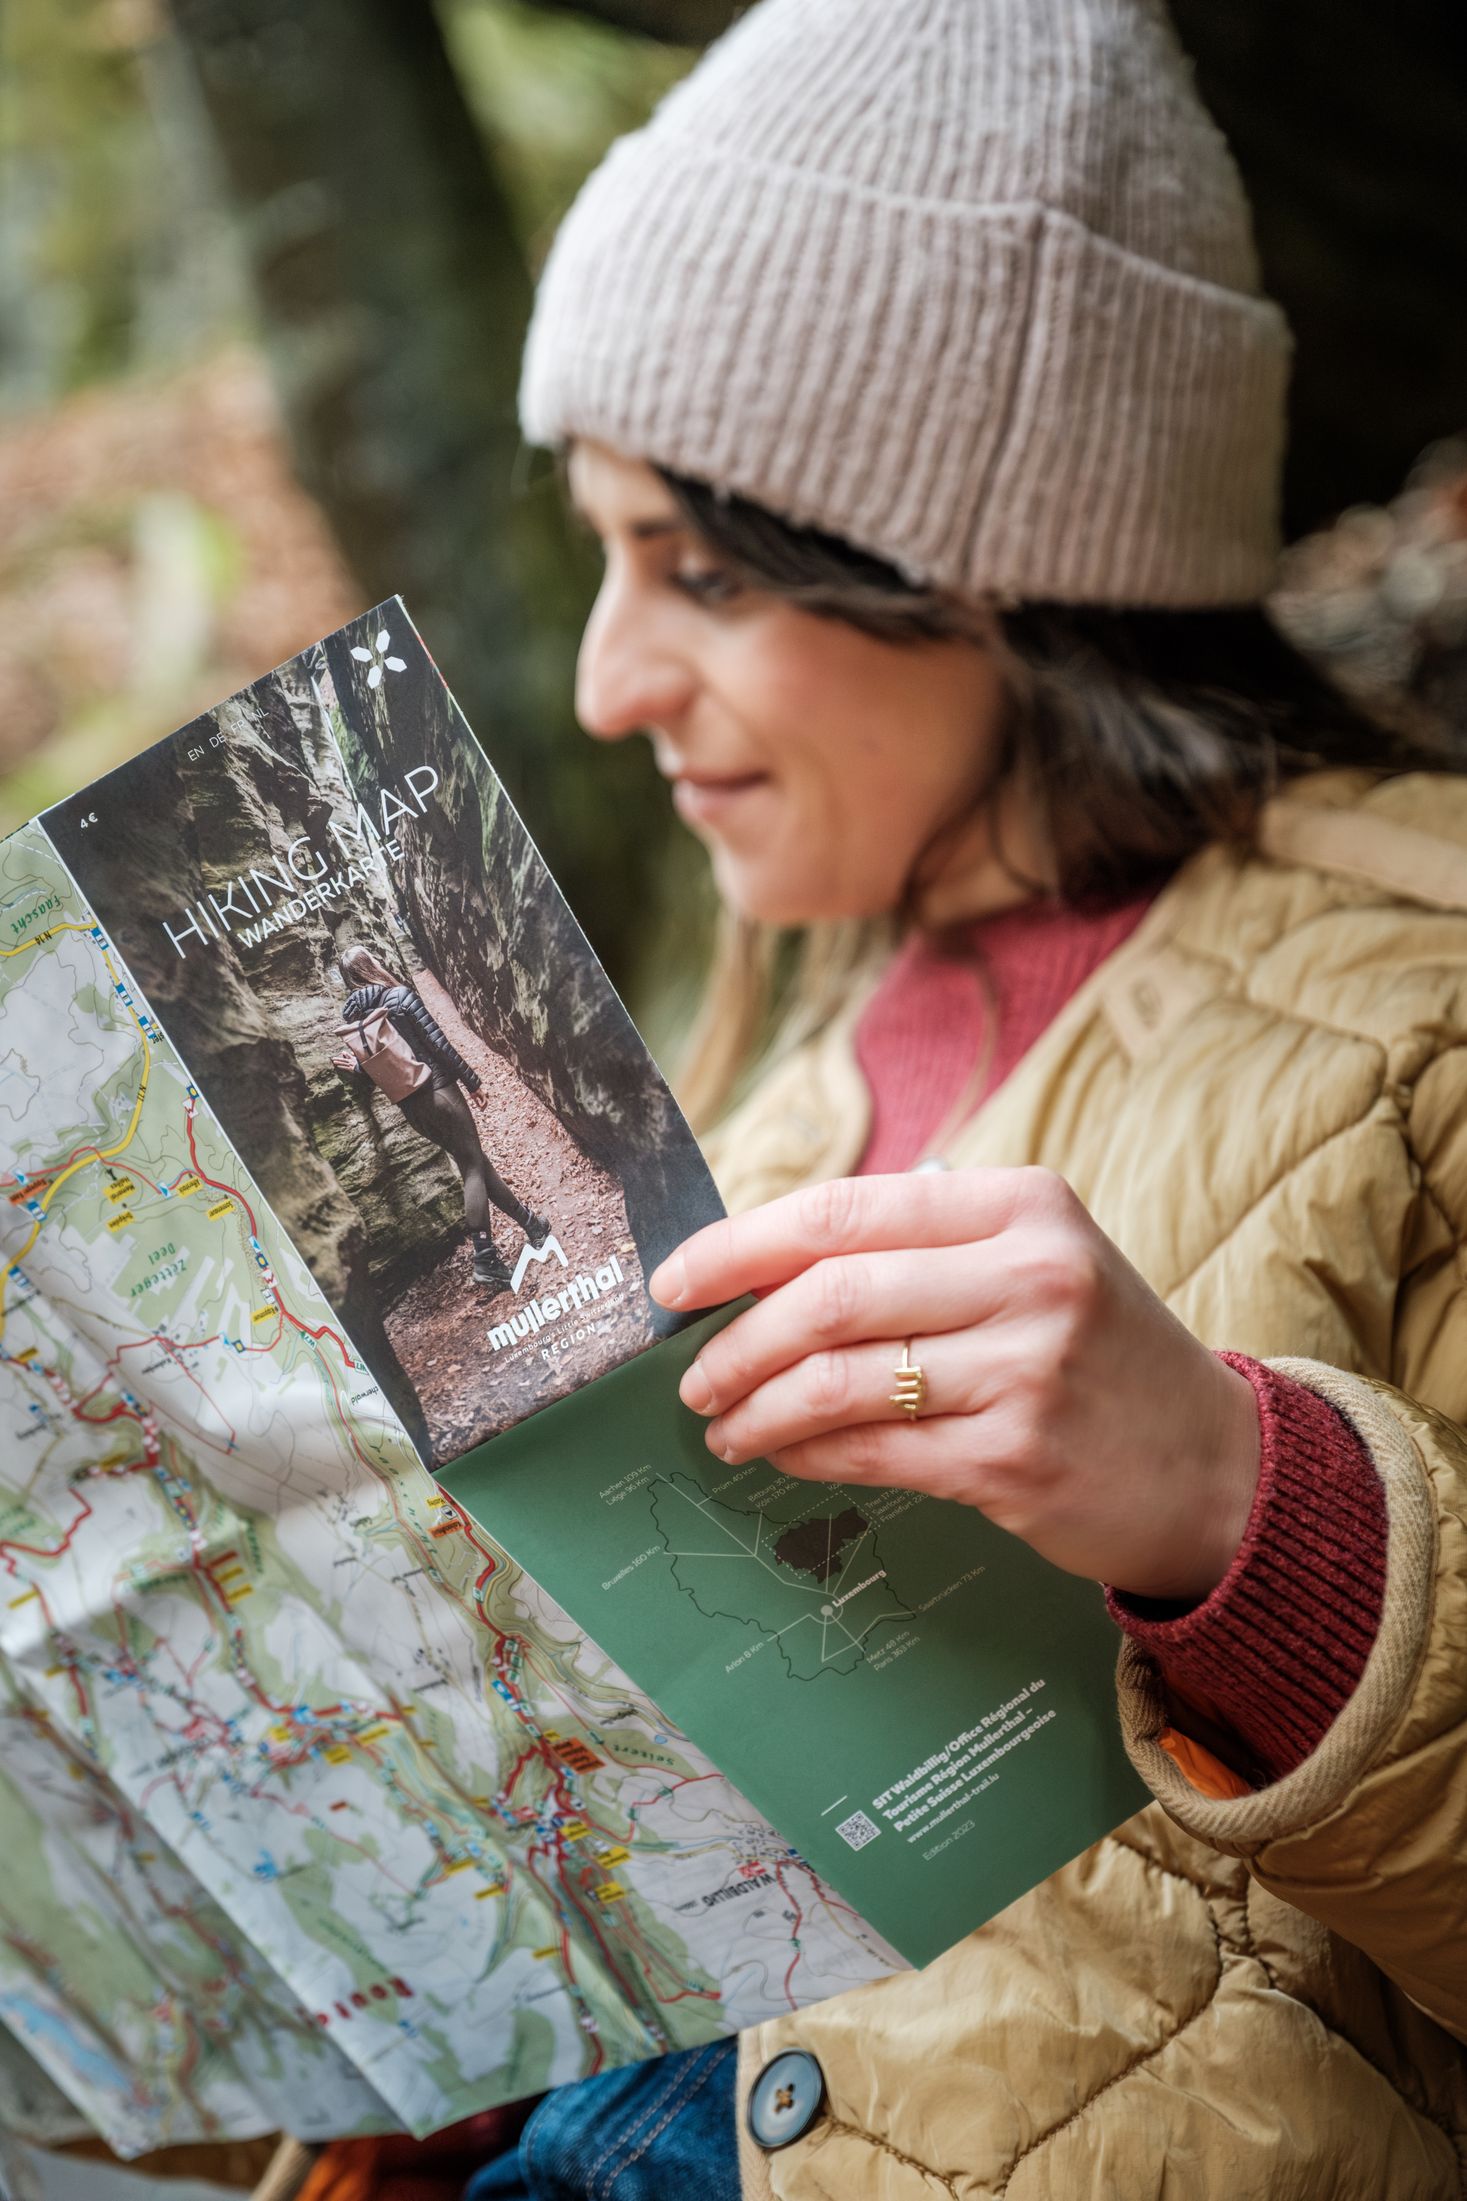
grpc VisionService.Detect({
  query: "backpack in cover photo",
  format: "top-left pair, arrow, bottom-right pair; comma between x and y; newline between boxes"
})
337,1007 -> 432,1101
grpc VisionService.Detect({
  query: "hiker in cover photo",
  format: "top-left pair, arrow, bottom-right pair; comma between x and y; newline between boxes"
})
42,608 -> 725,1466
331,942 -> 548,1295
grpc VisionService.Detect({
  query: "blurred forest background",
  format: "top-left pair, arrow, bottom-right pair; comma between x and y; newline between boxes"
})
2,0 -> 1465,1044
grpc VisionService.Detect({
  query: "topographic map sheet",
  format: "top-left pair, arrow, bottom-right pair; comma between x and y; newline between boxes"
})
0,823 -> 899,2157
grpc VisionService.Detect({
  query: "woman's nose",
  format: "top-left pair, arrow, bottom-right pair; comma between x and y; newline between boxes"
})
576,577 -> 694,743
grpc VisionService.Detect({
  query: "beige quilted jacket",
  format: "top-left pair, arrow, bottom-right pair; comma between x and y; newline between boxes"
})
707,769 -> 1467,2199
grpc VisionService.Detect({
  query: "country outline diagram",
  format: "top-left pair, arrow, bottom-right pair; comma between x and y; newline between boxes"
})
647,1472 -> 913,1679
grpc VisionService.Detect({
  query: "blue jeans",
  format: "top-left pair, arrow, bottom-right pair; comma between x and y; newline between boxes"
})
464,2040 -> 741,2201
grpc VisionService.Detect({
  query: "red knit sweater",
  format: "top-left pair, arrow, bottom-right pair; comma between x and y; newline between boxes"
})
853,898 -> 1388,1786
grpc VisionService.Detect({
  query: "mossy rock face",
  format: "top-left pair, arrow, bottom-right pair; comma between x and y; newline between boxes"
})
323,616 -> 722,1289
54,653 -> 459,1454
49,610 -> 720,1454
195,669 -> 464,1304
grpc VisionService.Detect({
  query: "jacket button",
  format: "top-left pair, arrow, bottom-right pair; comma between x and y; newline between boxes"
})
746,2050 -> 825,2151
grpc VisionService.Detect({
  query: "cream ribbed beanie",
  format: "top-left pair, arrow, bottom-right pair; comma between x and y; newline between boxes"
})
519,0 -> 1293,608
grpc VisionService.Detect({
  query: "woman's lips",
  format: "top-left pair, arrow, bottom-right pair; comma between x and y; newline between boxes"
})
670,772 -> 771,830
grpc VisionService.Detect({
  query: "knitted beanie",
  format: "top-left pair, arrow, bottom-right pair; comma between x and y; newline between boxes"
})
518,0 -> 1293,608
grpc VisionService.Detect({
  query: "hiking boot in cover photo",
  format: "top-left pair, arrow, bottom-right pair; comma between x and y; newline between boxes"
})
471,1233 -> 514,1294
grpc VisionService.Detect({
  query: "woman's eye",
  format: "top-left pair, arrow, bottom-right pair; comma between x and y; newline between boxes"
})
672,565 -> 742,606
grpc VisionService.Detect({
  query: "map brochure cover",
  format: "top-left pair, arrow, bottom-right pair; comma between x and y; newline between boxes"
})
0,601 -> 1143,2162
43,604 -> 727,1470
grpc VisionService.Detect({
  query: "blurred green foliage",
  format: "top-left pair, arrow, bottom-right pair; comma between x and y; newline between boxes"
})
0,0 -> 688,410
0,0 -> 711,1031
0,0 -> 240,400
442,0 -> 691,251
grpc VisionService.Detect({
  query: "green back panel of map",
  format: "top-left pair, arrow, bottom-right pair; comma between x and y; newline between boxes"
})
440,1307 -> 1148,1970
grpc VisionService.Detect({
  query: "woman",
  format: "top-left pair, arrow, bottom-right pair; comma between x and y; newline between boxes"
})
468,0 -> 1467,2193
333,945 -> 545,1295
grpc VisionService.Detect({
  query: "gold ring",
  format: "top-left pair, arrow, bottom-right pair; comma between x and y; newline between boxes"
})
890,1340 -> 927,1421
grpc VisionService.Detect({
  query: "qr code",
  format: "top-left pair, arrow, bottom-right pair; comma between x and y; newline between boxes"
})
835,1810 -> 881,1851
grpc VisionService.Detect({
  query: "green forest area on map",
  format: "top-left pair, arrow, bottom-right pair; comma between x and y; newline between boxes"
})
649,1476 -> 915,1680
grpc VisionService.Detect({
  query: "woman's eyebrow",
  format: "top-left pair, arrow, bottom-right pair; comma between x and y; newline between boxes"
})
564,502 -> 684,543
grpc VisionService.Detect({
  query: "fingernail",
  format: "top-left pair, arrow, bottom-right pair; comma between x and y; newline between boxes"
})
649,1252 -> 688,1308
706,1418 -> 734,1462
680,1359 -> 713,1414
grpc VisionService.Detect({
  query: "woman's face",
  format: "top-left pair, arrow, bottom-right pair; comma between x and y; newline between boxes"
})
567,441 -> 1029,927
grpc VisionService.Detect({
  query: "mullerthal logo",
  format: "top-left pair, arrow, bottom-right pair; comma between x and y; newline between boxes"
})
510,1233 -> 569,1298
489,1235 -> 627,1352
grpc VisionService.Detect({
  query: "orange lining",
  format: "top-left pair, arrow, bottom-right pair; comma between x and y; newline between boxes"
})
1157,1725 -> 1254,1801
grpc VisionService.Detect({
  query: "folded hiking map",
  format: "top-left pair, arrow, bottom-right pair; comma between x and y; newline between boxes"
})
0,603 -> 1143,2157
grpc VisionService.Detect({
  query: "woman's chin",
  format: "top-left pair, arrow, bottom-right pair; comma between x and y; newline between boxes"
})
711,855 -> 897,928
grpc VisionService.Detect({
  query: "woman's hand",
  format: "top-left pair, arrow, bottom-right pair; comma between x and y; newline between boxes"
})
649,1168 -> 1261,1604
331,1049 -> 357,1074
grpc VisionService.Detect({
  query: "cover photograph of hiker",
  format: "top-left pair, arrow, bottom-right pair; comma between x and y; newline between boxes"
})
44,604 -> 723,1465
331,940 -> 549,1299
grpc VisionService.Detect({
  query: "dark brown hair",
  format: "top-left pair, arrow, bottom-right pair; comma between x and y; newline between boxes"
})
652,468 -> 1457,1124
660,468 -> 1454,907
339,944 -> 401,992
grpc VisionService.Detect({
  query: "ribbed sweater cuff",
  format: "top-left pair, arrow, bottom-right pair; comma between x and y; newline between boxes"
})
1106,1355 -> 1388,1785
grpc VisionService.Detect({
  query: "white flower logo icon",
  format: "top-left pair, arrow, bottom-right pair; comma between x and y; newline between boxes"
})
351,629 -> 407,689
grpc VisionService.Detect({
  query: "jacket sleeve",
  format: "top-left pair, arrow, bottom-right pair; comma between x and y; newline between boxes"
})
1107,1356 -> 1388,1784
387,988 -> 481,1091
1117,1356 -> 1467,2046
1119,1039 -> 1467,2043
